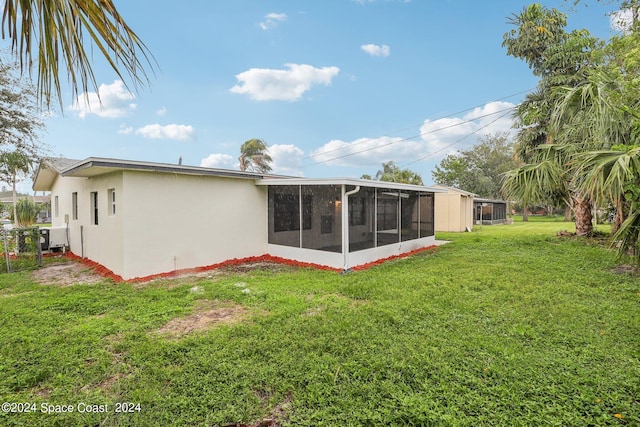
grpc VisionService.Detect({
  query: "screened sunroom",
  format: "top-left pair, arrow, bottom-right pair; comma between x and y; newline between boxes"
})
258,178 -> 442,271
473,198 -> 508,225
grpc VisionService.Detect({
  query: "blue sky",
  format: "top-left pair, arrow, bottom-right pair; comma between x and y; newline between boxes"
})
28,0 -> 624,192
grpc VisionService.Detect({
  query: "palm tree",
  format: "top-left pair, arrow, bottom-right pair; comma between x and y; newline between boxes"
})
15,198 -> 38,227
502,3 -> 599,224
238,139 -> 273,173
2,0 -> 155,108
573,144 -> 640,257
0,152 -> 33,226
374,161 -> 423,185
501,144 -> 594,233
551,67 -> 638,231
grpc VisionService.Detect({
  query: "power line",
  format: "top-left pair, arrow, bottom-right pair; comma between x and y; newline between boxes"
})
301,88 -> 532,162
402,108 -> 515,167
301,106 -> 515,168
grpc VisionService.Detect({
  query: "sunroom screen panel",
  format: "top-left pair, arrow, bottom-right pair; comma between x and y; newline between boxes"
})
301,185 -> 342,253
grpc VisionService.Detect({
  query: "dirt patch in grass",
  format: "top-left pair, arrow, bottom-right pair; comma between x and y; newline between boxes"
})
81,372 -> 128,394
31,387 -> 53,398
220,261 -> 296,274
31,261 -> 105,286
225,392 -> 293,427
611,264 -> 639,275
155,300 -> 247,337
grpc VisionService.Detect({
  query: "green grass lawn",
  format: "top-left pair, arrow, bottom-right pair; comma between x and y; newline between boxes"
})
0,221 -> 638,426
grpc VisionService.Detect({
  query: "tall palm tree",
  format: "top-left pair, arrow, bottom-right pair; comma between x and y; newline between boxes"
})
238,139 -> 273,173
551,68 -> 639,231
501,144 -> 594,233
502,3 -> 599,224
2,0 -> 155,108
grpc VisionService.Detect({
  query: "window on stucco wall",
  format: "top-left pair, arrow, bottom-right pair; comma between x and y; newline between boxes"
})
90,192 -> 98,225
72,192 -> 78,220
108,189 -> 116,216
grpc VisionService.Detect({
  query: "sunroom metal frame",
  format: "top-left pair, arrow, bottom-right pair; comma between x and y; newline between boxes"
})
258,178 -> 444,271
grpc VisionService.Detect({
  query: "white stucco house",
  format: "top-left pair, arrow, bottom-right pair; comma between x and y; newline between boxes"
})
33,157 -> 443,280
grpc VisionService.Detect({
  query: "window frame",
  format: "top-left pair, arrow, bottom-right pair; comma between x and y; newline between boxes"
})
108,188 -> 116,216
90,192 -> 98,225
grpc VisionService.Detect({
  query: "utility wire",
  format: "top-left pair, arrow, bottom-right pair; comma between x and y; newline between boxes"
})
402,108 -> 515,167
301,88 -> 532,161
302,106 -> 515,168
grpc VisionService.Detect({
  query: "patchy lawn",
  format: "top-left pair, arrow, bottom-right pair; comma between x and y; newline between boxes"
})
0,220 -> 638,426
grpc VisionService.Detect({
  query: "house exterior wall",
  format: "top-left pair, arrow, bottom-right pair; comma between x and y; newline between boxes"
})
119,171 -> 267,279
435,192 -> 473,232
50,172 -> 125,275
49,170 -> 267,280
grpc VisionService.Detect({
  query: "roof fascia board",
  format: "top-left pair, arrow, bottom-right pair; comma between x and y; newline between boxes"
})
61,158 -> 269,180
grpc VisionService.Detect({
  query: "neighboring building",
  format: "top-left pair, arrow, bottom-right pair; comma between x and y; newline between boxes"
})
33,157 -> 443,280
473,198 -> 508,225
0,195 -> 52,223
433,184 -> 477,232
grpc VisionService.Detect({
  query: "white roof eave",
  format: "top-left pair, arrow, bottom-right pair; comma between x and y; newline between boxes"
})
257,177 -> 446,193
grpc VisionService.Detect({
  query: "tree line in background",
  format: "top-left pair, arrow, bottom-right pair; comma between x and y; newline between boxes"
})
432,133 -> 516,200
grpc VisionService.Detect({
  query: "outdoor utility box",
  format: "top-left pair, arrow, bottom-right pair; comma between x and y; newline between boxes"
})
39,228 -> 50,250
41,226 -> 68,250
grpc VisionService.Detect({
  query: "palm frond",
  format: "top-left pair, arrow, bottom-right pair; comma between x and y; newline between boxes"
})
612,208 -> 640,260
573,146 -> 640,207
2,0 -> 156,108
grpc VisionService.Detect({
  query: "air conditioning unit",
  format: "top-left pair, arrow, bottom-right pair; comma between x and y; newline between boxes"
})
41,226 -> 68,250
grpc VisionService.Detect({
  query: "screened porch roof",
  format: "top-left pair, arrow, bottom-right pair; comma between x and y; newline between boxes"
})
257,177 -> 446,193
474,198 -> 508,205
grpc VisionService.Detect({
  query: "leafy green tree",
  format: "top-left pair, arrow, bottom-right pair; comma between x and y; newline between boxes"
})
432,133 -> 516,199
1,0 -> 155,107
363,161 -> 423,185
0,61 -> 43,225
0,61 -> 43,157
238,138 -> 273,173
503,3 -> 599,161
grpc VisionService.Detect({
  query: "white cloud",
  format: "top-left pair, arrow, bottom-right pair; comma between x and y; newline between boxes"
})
156,106 -> 167,116
260,12 -> 287,30
361,44 -> 390,57
310,136 -> 425,168
230,63 -> 340,101
610,8 -> 634,33
118,124 -> 133,135
270,144 -> 305,176
420,101 -> 515,153
200,153 -> 236,169
134,124 -> 196,141
70,80 -> 136,119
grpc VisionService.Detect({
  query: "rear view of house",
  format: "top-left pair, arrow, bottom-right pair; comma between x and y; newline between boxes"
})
34,157 -> 442,280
